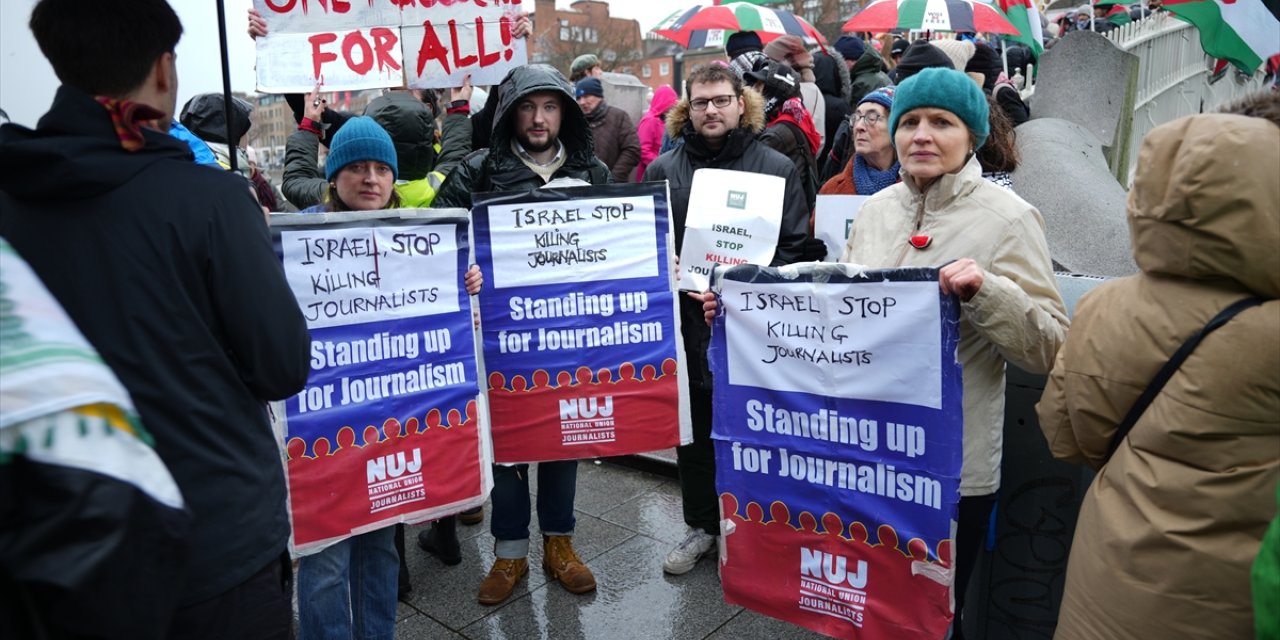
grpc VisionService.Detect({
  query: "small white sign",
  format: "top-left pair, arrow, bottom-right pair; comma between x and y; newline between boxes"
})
814,194 -> 869,263
722,278 -> 944,409
282,225 -> 460,329
678,169 -> 784,292
485,195 -> 659,289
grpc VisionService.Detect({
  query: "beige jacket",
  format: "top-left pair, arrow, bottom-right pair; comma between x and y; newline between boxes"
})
842,155 -> 1068,496
1037,114 -> 1280,640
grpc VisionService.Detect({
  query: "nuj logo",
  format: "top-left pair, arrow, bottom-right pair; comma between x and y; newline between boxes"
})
367,448 -> 423,483
558,396 -> 614,421
801,547 -> 868,589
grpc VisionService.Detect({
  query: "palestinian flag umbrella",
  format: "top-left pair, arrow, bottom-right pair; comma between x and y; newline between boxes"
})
843,0 -> 1023,35
1163,0 -> 1280,73
653,2 -> 828,48
998,0 -> 1044,57
1094,0 -> 1134,26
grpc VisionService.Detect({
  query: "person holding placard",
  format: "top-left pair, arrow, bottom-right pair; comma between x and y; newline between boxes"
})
433,64 -> 611,607
643,63 -> 810,576
840,67 -> 1067,639
293,116 -> 482,640
699,67 -> 1066,638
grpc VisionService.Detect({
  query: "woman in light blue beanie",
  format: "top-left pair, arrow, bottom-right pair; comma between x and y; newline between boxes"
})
322,115 -> 400,211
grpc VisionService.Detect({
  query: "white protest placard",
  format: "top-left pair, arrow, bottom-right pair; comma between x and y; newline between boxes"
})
281,225 -> 460,329
721,277 -> 944,409
678,169 -> 784,292
483,195 -> 659,290
814,194 -> 868,262
253,0 -> 528,92
399,4 -> 530,89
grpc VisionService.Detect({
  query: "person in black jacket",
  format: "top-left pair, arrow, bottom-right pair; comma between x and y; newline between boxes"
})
433,64 -> 610,608
0,1 -> 311,638
643,63 -> 810,576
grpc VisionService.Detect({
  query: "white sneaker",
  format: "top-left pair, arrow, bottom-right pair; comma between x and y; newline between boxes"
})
663,528 -> 717,575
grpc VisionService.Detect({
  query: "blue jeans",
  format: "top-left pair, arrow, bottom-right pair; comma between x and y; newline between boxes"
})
296,527 -> 398,640
490,461 -> 578,559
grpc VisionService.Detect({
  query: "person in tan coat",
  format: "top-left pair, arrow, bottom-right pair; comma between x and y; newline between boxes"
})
1036,111 -> 1280,640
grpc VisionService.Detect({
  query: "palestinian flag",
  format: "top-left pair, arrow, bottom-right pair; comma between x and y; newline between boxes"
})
1164,0 -> 1280,73
1096,1 -> 1134,25
998,0 -> 1045,57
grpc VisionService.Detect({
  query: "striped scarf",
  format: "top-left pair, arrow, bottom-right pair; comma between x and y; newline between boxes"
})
94,97 -> 165,152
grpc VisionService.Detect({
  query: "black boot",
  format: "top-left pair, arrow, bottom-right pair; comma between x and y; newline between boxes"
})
417,516 -> 461,565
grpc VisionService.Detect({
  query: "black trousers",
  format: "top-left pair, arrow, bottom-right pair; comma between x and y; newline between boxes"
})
167,553 -> 293,640
676,387 -> 718,535
951,493 -> 997,640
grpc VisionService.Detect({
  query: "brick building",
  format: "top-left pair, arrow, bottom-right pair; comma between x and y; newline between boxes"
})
529,0 -> 644,77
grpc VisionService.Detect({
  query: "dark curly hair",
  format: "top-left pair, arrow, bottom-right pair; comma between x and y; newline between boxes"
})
977,96 -> 1020,174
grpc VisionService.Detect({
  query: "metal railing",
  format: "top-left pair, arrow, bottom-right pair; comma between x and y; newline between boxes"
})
1105,12 -> 1268,185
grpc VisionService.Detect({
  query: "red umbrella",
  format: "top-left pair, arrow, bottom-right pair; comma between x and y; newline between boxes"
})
844,0 -> 1022,35
654,2 -> 828,48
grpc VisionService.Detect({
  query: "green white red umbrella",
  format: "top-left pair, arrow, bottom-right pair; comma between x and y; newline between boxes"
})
653,2 -> 828,48
843,0 -> 1022,35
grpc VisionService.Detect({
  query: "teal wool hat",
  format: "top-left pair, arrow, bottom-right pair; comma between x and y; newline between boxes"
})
889,67 -> 990,149
324,116 -> 398,181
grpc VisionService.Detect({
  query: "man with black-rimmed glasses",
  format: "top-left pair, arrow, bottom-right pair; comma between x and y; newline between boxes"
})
643,62 -> 810,576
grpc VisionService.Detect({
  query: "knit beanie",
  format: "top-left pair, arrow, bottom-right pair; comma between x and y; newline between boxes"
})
725,31 -> 763,58
893,40 -> 954,83
931,39 -> 976,73
890,67 -> 990,148
966,42 -> 1004,90
857,86 -> 895,113
324,116 -> 398,181
570,54 -> 600,77
575,77 -> 604,98
834,35 -> 866,62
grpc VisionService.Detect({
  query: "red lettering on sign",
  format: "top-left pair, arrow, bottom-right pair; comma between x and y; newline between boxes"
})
309,32 -> 339,78
342,31 -> 374,75
371,28 -> 402,73
474,17 -> 499,67
417,21 -> 451,76
499,15 -> 513,61
263,0 -> 357,14
449,20 -> 478,69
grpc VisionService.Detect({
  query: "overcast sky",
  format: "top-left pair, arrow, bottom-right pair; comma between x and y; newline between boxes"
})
0,0 -> 709,127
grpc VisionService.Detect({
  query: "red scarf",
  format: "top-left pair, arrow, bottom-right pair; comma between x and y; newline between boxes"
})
94,97 -> 165,152
772,97 -> 821,156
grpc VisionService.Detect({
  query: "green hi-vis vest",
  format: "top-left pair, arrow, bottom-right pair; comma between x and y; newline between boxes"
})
394,170 -> 447,208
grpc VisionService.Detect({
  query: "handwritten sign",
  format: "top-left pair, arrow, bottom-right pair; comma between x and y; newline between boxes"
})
472,183 -> 690,464
678,169 -> 784,292
270,210 -> 488,555
710,264 -> 962,640
814,194 -> 868,263
254,0 -> 528,92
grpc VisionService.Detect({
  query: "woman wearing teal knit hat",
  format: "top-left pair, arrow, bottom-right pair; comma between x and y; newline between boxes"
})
844,65 -> 1067,640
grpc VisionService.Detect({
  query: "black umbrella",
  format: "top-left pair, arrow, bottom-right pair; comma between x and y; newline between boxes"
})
215,0 -> 237,173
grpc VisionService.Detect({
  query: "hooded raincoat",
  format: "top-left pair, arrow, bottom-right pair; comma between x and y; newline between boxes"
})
434,64 -> 610,208
1037,113 -> 1280,640
636,86 -> 678,181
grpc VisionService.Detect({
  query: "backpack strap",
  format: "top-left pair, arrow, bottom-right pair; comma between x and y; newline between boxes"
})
1105,296 -> 1265,461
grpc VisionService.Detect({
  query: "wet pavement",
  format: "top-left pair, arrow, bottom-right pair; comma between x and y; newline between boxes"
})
394,457 -> 830,640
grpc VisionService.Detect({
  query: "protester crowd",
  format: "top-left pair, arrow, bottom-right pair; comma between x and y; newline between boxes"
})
1,1 -> 1276,639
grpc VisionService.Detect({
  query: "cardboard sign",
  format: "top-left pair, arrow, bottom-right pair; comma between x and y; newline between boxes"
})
270,210 -> 488,555
472,183 -> 690,464
678,168 -> 784,292
814,194 -> 869,263
710,264 -> 962,640
253,0 -> 528,92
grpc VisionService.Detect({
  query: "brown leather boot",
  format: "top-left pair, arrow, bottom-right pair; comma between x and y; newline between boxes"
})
542,535 -> 596,594
477,557 -> 528,606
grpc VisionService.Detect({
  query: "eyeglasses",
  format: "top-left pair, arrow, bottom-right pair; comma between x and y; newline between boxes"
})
852,112 -> 884,126
689,95 -> 736,111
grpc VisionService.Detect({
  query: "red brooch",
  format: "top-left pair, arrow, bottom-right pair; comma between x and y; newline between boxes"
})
909,235 -> 932,249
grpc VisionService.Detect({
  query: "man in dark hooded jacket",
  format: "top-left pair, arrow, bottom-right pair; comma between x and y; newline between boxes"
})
433,64 -> 610,607
0,1 -> 310,638
644,63 -> 810,577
